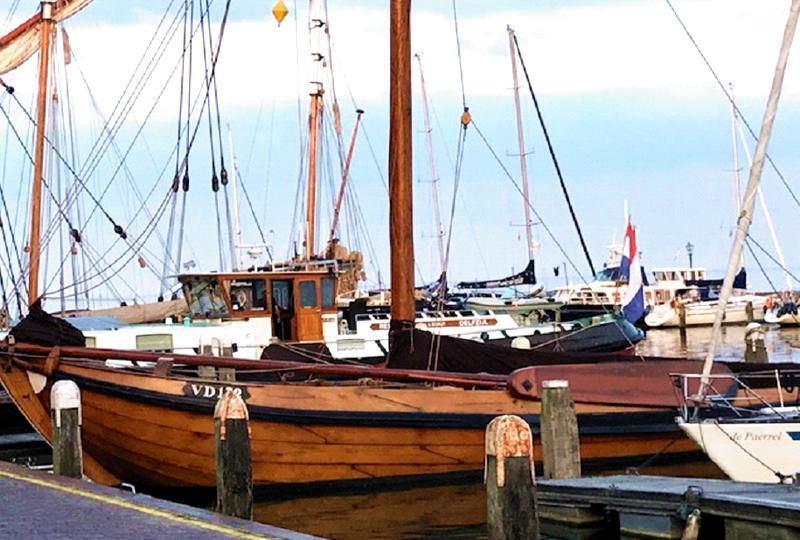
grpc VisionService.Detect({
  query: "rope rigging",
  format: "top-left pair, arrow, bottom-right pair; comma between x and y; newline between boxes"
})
664,0 -> 800,211
511,33 -> 596,277
0,0 -> 237,307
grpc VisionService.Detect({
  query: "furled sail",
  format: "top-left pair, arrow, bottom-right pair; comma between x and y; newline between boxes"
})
0,0 -> 93,75
456,259 -> 536,289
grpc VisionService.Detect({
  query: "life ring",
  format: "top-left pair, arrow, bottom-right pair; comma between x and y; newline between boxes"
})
670,297 -> 680,309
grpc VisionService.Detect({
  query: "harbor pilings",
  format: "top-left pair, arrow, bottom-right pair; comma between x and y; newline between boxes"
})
485,415 -> 539,540
744,322 -> 768,363
540,380 -> 581,480
214,389 -> 253,520
50,379 -> 83,479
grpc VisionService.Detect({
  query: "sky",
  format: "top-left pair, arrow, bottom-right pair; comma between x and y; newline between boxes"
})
2,0 -> 800,313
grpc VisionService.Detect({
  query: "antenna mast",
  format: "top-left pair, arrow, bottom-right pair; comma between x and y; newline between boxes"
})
415,54 -> 445,273
507,26 -> 535,262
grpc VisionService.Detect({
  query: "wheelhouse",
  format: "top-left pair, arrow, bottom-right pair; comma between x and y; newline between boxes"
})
179,270 -> 338,342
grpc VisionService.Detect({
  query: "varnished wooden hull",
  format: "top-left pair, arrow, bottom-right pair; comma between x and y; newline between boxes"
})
0,358 -> 699,488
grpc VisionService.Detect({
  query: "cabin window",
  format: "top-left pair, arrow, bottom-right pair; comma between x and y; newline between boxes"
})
184,278 -> 228,318
321,277 -> 335,308
136,333 -> 173,352
299,280 -> 317,308
228,279 -> 267,312
84,337 -> 97,348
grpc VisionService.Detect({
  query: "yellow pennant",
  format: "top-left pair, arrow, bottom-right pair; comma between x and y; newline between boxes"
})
272,0 -> 289,26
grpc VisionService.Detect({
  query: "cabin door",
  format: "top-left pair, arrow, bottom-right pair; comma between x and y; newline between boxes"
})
271,280 -> 294,340
295,279 -> 323,341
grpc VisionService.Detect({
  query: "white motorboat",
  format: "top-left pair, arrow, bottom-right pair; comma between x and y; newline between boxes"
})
764,307 -> 800,326
645,295 -> 766,328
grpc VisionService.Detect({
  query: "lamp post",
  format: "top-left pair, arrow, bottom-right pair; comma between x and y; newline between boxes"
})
685,242 -> 694,268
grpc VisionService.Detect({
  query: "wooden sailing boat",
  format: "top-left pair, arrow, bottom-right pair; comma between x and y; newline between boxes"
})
0,0 -> 735,489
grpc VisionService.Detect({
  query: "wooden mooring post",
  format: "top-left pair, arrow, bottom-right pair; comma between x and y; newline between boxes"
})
50,380 -> 83,479
485,415 -> 539,540
214,390 -> 252,520
540,380 -> 581,480
744,322 -> 768,363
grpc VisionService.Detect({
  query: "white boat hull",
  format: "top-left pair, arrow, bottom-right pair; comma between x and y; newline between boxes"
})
645,297 -> 766,328
678,418 -> 800,483
764,310 -> 800,326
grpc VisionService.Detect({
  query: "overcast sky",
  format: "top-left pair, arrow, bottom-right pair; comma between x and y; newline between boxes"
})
2,0 -> 800,308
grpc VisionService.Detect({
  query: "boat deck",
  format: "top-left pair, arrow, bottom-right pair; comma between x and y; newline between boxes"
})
0,460 -> 318,539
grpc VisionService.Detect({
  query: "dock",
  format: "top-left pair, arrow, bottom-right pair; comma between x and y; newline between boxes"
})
537,474 -> 800,539
0,460 -> 319,539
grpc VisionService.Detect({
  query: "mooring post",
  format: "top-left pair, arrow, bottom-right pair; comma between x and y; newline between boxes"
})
540,380 -> 581,479
744,322 -> 768,363
214,390 -> 252,520
485,415 -> 539,540
50,380 -> 83,479
745,301 -> 754,323
678,303 -> 687,329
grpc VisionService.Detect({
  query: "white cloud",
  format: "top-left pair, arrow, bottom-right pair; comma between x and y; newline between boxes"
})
4,0 -> 797,126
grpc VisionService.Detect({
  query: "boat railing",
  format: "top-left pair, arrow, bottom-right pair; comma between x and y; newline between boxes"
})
671,370 -> 800,422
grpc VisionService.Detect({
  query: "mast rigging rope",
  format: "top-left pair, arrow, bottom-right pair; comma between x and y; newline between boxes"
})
512,33 -> 596,277
664,0 -> 800,211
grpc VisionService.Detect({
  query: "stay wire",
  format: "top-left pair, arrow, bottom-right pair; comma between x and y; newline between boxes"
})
472,119 -> 642,354
176,0 -> 196,274
744,240 -> 779,295
160,0 -> 188,296
0,107 -> 26,312
746,233 -> 800,285
198,0 -> 224,270
451,0 -> 467,110
664,0 -> 800,210
512,32 -> 596,276
2,83 -> 119,240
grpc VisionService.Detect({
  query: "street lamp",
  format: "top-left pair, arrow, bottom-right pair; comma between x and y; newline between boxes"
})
685,242 -> 694,268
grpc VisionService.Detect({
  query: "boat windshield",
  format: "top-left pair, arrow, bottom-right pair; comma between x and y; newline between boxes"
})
594,267 -> 621,282
183,278 -> 229,319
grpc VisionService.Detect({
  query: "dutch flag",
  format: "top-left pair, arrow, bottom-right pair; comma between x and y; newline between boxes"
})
620,218 -> 644,324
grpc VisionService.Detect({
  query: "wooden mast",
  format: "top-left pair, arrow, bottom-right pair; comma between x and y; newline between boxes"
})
700,0 -> 800,389
305,0 -> 325,260
327,109 -> 364,251
389,0 -> 414,325
28,0 -> 56,306
507,26 -> 535,263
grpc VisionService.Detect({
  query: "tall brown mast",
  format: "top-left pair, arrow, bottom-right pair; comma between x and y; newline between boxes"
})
28,0 -> 56,306
304,0 -> 325,260
389,0 -> 414,324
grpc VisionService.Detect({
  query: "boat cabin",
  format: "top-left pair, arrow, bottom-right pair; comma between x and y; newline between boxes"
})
651,267 -> 707,283
179,270 -> 338,342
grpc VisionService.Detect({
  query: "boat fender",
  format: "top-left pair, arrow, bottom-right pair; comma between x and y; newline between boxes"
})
511,336 -> 531,350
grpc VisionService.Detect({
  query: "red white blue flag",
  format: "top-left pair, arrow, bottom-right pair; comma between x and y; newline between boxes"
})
621,218 -> 644,323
